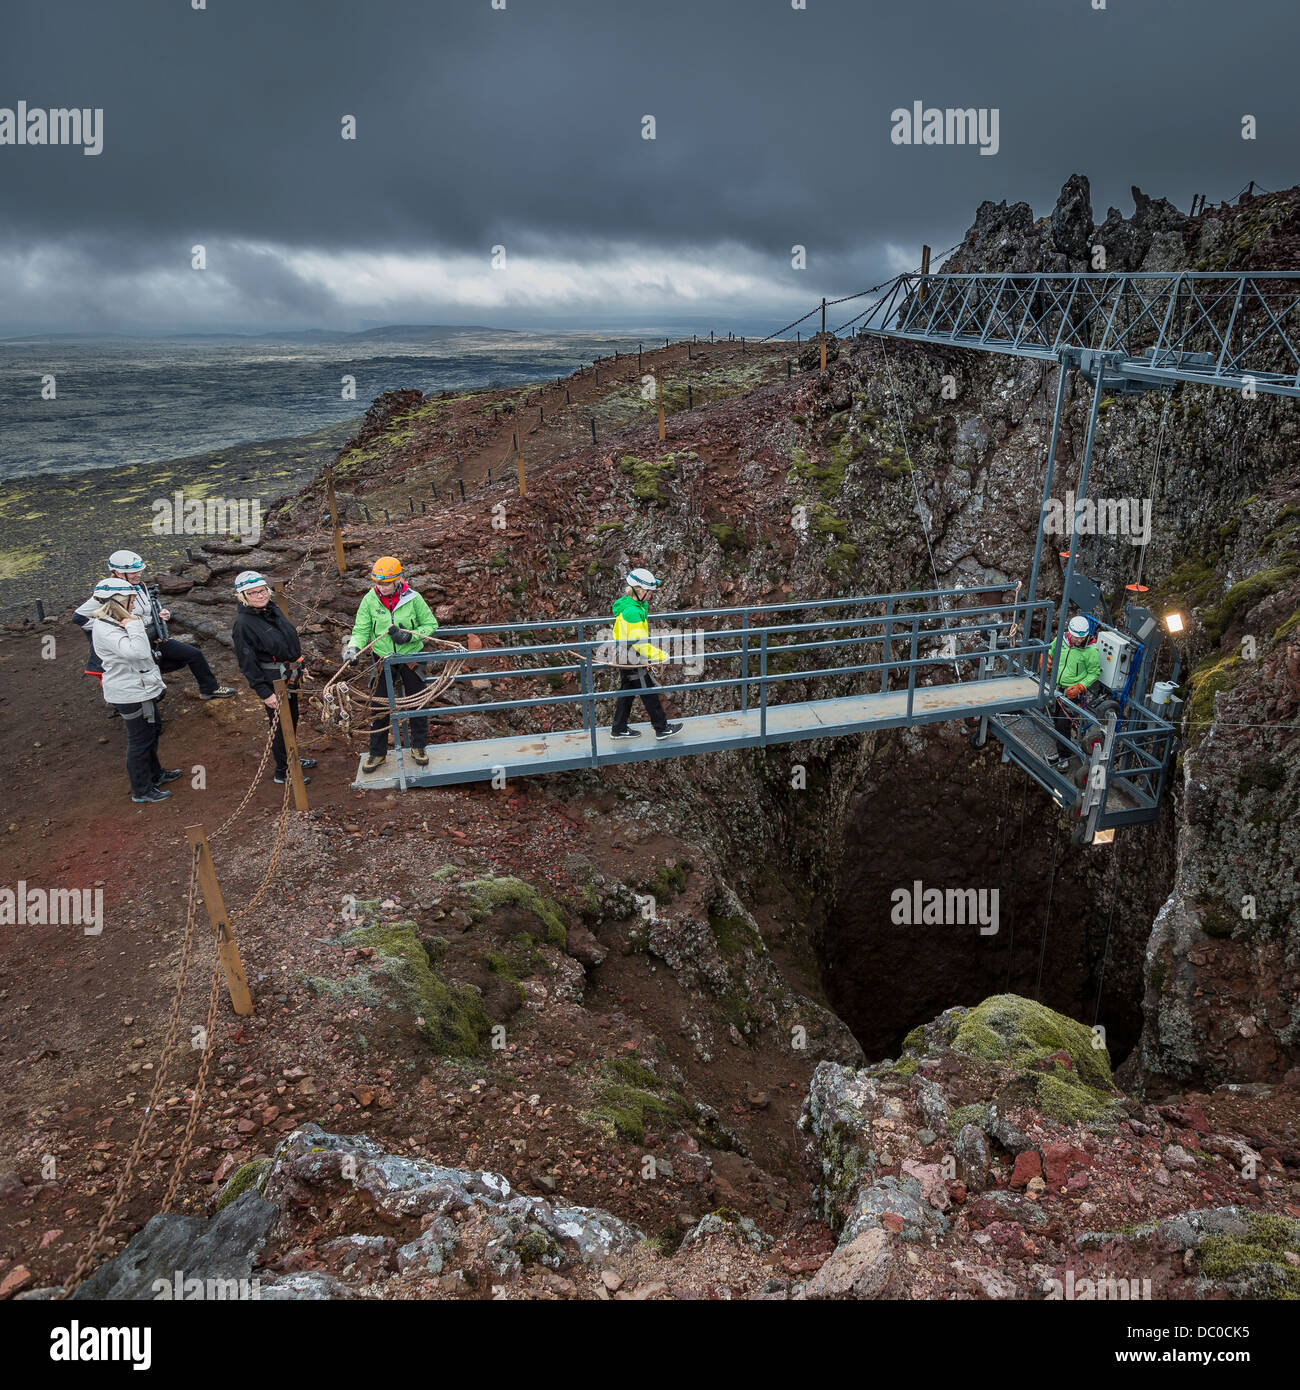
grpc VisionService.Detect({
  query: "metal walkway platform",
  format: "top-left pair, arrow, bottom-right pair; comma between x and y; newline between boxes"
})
353,673 -> 1043,790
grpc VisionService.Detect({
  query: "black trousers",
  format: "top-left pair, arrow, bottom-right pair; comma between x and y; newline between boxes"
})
266,691 -> 300,776
157,638 -> 218,694
369,662 -> 429,756
112,697 -> 164,797
612,666 -> 668,734
1052,690 -> 1087,756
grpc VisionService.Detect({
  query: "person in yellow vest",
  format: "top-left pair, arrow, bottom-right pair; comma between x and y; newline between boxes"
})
608,568 -> 682,741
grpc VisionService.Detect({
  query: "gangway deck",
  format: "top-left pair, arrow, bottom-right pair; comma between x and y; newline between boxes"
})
355,672 -> 1043,790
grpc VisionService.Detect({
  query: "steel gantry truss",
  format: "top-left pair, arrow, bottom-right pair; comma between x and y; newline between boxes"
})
861,270 -> 1300,645
855,268 -> 1300,835
860,270 -> 1300,399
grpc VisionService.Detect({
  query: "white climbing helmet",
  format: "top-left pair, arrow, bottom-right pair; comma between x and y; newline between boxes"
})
626,567 -> 659,590
92,577 -> 137,603
234,570 -> 270,601
1067,615 -> 1091,645
108,549 -> 146,575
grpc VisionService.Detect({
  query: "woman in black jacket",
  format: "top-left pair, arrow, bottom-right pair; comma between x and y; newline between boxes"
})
230,571 -> 317,785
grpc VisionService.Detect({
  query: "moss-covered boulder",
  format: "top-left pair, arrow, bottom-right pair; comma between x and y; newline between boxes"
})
347,919 -> 489,1056
463,876 -> 567,947
951,994 -> 1117,1125
952,994 -> 1112,1089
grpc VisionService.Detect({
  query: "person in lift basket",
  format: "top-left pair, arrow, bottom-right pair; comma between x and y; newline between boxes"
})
1046,613 -> 1102,768
608,568 -> 683,742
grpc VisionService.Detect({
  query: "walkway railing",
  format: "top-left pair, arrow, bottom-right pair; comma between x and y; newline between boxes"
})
378,584 -> 1057,784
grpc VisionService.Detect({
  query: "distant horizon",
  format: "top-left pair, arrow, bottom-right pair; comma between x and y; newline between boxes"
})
0,313 -> 804,344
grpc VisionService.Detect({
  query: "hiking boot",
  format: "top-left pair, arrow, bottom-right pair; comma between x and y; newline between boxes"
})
132,787 -> 171,804
199,685 -> 237,700
154,768 -> 183,785
274,772 -> 311,785
610,728 -> 641,740
362,752 -> 387,774
656,722 -> 684,740
410,748 -> 429,766
298,758 -> 317,770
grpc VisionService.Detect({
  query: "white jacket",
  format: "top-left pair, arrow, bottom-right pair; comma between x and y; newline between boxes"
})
92,616 -> 166,705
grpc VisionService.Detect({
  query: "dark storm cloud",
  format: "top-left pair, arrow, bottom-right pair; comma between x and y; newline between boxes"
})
1,0 -> 1297,331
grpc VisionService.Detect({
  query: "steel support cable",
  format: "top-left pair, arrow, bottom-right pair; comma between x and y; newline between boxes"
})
1033,840 -> 1061,1001
1130,388 -> 1176,594
1091,836 -> 1124,1028
831,245 -> 964,337
1003,781 -> 1028,992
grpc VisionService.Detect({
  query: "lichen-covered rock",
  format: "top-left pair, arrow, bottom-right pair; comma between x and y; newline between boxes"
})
682,1210 -> 772,1251
842,1175 -> 949,1245
954,1123 -> 991,1192
263,1125 -> 642,1267
799,1062 -> 885,1227
71,1191 -> 277,1301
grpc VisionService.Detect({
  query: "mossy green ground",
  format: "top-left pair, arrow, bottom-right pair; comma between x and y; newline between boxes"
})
587,1059 -> 688,1144
1199,1213 -> 1300,1298
618,451 -> 698,506
1203,561 -> 1300,642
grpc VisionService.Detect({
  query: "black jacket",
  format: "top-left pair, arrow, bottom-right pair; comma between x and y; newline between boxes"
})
232,602 -> 302,699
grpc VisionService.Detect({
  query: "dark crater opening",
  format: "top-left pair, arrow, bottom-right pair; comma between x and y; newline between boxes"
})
818,741 -> 1176,1069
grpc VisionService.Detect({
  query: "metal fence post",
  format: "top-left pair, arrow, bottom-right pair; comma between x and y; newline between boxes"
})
581,626 -> 600,766
881,598 -> 894,693
759,629 -> 768,741
740,610 -> 750,714
906,615 -> 919,719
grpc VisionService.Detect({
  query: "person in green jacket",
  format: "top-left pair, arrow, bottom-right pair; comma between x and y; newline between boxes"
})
1046,614 -> 1102,767
342,555 -> 438,772
608,567 -> 682,741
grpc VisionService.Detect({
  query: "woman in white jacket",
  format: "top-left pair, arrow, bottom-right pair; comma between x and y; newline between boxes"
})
90,578 -> 182,804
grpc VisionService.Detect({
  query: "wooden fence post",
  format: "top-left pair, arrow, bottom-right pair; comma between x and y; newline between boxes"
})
657,370 -> 665,442
272,678 -> 310,811
514,432 -> 526,497
820,298 -> 827,371
185,826 -> 254,1017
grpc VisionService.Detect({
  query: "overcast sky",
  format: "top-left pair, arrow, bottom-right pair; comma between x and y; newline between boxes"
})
1,0 -> 1296,335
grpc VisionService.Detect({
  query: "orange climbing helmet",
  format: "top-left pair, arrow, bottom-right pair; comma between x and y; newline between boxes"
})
370,556 -> 403,584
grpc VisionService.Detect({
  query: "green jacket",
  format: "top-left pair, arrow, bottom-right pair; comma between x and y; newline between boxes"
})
350,585 -> 437,659
611,594 -> 667,663
1047,635 -> 1102,692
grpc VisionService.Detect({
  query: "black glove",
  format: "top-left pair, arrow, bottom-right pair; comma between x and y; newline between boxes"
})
388,625 -> 414,644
